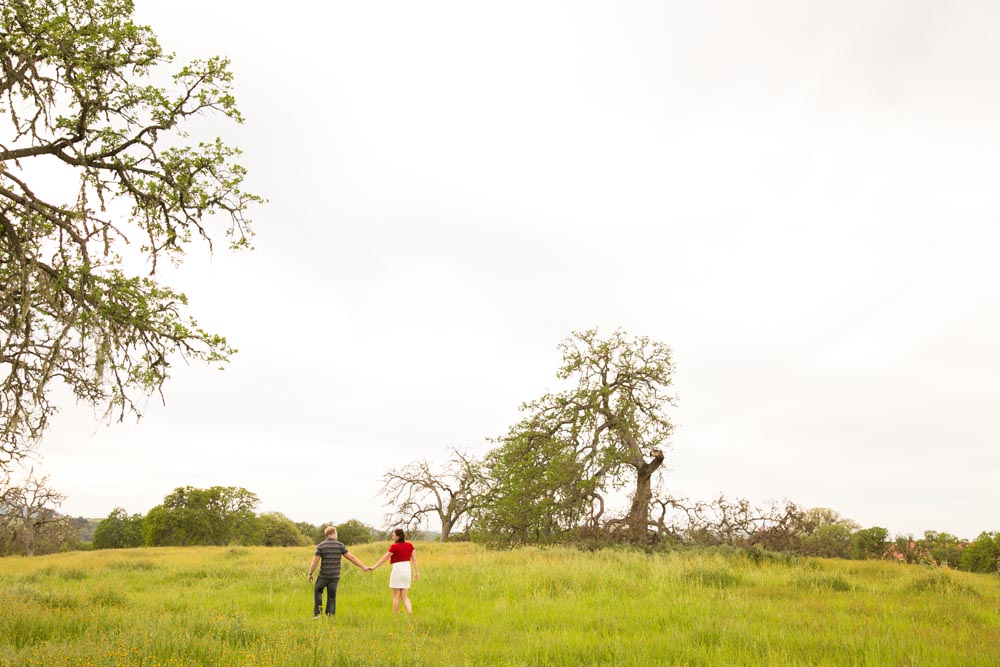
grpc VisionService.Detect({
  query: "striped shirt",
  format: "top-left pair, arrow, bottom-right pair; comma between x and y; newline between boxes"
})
314,539 -> 349,579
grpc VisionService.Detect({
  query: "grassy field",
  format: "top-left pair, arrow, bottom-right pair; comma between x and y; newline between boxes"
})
1,542 -> 998,666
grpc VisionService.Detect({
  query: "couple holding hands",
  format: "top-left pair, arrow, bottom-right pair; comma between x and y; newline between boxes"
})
307,527 -> 418,617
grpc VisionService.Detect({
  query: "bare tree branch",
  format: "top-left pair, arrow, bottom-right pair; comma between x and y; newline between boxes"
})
0,466 -> 66,556
381,448 -> 483,541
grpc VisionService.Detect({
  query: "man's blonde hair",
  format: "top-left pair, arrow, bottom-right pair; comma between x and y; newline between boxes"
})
324,525 -> 338,537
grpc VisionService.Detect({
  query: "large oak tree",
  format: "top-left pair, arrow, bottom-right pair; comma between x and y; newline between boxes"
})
142,485 -> 260,547
480,329 -> 676,544
1,0 -> 260,468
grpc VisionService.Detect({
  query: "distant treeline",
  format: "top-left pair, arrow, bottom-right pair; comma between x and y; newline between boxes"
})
84,486 -> 1000,576
2,482 -> 997,576
0,484 -> 395,557
88,486 -> 396,550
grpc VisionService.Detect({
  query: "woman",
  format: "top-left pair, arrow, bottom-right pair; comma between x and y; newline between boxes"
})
369,528 -> 419,614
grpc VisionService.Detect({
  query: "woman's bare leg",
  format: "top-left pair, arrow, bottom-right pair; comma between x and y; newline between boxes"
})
392,588 -> 402,614
400,588 -> 412,613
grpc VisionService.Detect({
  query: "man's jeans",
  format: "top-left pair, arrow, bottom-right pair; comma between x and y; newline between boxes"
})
313,576 -> 340,615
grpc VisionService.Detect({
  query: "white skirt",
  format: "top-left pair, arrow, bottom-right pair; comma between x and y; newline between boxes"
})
389,561 -> 411,589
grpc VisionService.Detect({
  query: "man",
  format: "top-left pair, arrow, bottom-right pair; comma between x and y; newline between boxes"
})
307,525 -> 368,617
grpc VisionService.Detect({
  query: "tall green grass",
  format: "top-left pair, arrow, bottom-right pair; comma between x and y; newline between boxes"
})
1,543 -> 998,666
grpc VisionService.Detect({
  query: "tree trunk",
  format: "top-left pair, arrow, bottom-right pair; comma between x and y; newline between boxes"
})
626,449 -> 664,544
440,517 -> 453,541
22,526 -> 35,557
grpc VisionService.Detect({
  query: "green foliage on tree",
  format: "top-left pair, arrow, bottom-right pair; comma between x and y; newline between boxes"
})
960,532 -> 1000,574
336,519 -> 374,546
0,0 -> 261,469
257,512 -> 308,547
93,507 -> 143,549
802,523 -> 854,559
850,526 -> 888,560
142,486 -> 260,546
473,329 -> 675,545
917,531 -> 965,569
474,430 -> 596,546
797,509 -> 858,559
295,521 -> 325,544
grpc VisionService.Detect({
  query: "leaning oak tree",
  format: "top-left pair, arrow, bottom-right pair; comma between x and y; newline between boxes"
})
483,329 -> 676,544
0,0 -> 261,468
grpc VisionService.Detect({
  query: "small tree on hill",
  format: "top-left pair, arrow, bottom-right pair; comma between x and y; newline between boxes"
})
960,532 -> 1000,573
799,509 -> 858,558
850,526 -> 889,560
336,519 -> 374,545
93,507 -> 144,549
258,512 -> 308,547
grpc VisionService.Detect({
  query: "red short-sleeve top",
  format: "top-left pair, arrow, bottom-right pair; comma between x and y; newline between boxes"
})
388,541 -> 415,563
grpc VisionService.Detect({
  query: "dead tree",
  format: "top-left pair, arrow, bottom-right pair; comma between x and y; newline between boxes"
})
1,468 -> 67,556
381,449 -> 482,540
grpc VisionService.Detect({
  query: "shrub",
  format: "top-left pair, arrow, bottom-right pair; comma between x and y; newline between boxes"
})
851,527 -> 888,560
803,524 -> 853,558
959,532 -> 1000,574
337,519 -> 375,545
93,508 -> 144,549
258,513 -> 308,547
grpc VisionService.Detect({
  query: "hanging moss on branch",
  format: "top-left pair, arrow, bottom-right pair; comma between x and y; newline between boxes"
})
0,0 -> 262,467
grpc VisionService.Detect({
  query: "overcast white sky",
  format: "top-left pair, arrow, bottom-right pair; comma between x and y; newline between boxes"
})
33,0 -> 1000,539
